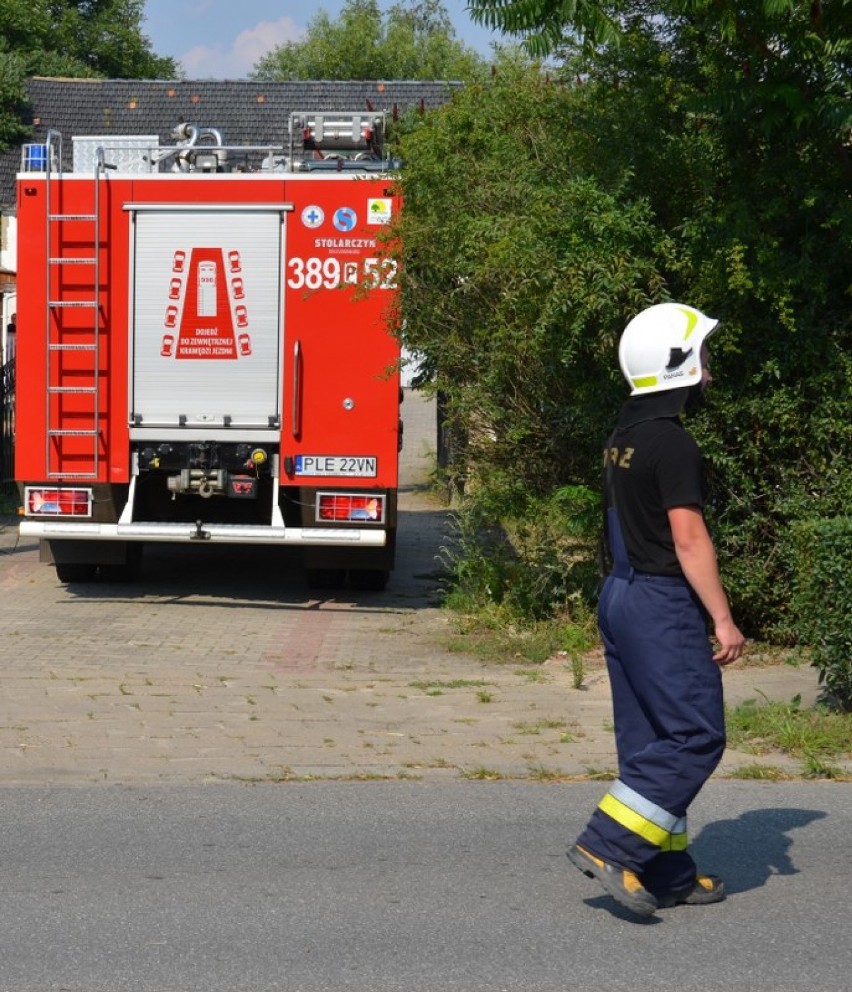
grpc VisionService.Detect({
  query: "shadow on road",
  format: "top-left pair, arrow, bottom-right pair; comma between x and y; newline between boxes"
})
692,806 -> 828,894
577,805 -> 827,922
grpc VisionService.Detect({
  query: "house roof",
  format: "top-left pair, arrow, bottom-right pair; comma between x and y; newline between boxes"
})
0,77 -> 460,209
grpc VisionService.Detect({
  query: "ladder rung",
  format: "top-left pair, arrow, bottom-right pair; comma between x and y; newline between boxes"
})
50,257 -> 96,265
49,214 -> 96,221
47,472 -> 99,480
49,344 -> 97,351
49,387 -> 97,394
49,429 -> 99,437
49,301 -> 97,308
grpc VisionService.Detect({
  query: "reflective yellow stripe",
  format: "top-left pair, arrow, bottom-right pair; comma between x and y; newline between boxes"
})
668,830 -> 688,852
598,794 -> 690,851
610,780 -> 681,832
677,306 -> 699,341
598,793 -> 669,848
631,375 -> 658,389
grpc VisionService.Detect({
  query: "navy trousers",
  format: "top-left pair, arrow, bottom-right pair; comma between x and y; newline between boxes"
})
576,512 -> 725,895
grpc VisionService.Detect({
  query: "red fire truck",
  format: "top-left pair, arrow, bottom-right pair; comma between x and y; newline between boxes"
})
15,114 -> 402,589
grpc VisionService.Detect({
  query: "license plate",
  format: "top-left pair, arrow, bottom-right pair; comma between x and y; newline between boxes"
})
295,455 -> 377,477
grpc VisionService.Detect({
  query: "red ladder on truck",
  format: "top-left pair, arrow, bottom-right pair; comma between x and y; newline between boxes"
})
43,130 -> 108,480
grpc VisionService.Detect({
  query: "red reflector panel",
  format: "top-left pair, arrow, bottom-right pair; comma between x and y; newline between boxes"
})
25,487 -> 93,517
316,492 -> 385,524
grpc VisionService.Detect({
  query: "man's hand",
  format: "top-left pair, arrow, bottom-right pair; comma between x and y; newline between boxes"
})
712,617 -> 745,666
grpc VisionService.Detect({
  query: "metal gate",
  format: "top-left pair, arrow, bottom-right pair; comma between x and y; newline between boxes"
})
0,357 -> 13,482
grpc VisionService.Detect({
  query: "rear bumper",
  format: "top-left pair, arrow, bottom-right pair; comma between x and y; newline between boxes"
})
19,520 -> 387,547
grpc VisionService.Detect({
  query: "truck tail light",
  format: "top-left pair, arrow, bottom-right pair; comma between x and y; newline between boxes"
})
25,487 -> 93,517
317,493 -> 385,523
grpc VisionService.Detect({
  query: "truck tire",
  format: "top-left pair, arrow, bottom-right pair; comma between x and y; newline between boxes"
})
54,562 -> 98,584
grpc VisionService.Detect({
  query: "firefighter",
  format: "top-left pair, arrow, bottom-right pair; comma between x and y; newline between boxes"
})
568,302 -> 745,917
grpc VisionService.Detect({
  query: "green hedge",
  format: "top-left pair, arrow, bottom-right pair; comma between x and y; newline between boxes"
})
791,518 -> 852,711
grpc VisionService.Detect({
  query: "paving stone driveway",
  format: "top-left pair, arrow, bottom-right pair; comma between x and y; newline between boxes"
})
0,392 -> 825,784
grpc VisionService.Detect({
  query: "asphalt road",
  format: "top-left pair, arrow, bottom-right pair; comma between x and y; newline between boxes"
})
1,780 -> 850,992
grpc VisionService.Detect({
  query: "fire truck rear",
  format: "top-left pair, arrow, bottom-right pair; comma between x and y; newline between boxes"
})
15,114 -> 402,589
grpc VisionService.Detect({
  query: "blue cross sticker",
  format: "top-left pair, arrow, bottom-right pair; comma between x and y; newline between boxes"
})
301,205 -> 324,229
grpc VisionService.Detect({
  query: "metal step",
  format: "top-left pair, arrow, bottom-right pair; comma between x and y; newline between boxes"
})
49,257 -> 96,265
48,344 -> 97,351
49,387 -> 97,394
48,429 -> 99,437
48,213 -> 96,221
48,300 -> 97,308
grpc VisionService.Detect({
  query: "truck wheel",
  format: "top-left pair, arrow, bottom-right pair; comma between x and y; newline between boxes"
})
349,569 -> 390,592
54,562 -> 98,584
306,568 -> 347,590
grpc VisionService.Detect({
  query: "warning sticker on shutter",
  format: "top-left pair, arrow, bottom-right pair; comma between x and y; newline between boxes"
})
295,455 -> 377,477
160,248 -> 252,361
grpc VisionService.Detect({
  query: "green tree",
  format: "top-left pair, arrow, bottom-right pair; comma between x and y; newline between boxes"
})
252,0 -> 484,80
534,4 -> 852,636
468,0 -> 621,53
469,0 -> 852,143
0,0 -> 179,148
1,0 -> 177,78
395,4 -> 852,640
0,50 -> 29,148
395,51 -> 671,497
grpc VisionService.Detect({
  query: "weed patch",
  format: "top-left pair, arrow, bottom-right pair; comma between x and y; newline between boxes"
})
409,679 -> 490,691
459,766 -> 505,780
446,602 -> 598,667
726,694 -> 852,773
727,763 -> 792,781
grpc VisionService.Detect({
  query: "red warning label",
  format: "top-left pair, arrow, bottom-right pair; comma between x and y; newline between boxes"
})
160,248 -> 251,360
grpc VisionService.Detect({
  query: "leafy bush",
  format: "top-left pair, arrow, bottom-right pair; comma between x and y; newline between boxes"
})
791,518 -> 852,711
697,348 -> 852,640
0,481 -> 20,515
441,477 -> 600,623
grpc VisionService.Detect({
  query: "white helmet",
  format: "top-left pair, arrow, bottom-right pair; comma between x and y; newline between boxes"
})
619,302 -> 719,395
